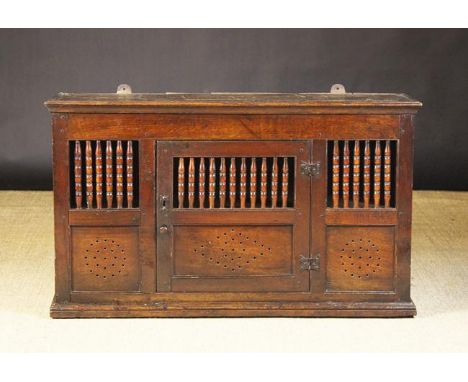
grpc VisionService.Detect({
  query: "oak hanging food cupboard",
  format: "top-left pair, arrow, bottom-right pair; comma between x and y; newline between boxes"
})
45,84 -> 422,318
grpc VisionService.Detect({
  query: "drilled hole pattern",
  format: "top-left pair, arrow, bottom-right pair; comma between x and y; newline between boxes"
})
339,238 -> 382,279
193,227 -> 273,272
83,239 -> 127,279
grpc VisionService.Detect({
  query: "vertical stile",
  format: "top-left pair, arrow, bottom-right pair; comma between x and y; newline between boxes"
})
199,158 -> 205,208
271,157 -> 278,208
209,157 -> 216,208
178,158 -> 185,208
229,158 -> 236,208
116,141 -> 124,208
281,158 -> 289,208
374,140 -> 382,208
126,141 -> 134,208
250,158 -> 257,208
188,157 -> 195,208
342,141 -> 350,208
95,141 -> 103,209
85,140 -> 93,208
240,158 -> 247,208
363,140 -> 371,208
384,140 -> 391,208
332,141 -> 340,208
353,140 -> 360,208
74,141 -> 82,208
260,157 -> 267,208
219,158 -> 226,208
105,141 -> 113,208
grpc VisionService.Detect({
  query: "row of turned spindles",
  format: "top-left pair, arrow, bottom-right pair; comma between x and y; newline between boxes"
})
74,140 -> 134,209
177,157 -> 291,208
332,140 -> 392,208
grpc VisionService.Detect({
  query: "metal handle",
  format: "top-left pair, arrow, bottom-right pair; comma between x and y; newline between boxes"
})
159,225 -> 168,234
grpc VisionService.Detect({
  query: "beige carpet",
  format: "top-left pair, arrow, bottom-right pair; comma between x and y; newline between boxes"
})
0,191 -> 467,352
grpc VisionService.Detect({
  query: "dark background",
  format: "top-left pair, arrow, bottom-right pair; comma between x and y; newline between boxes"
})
1,29 -> 467,190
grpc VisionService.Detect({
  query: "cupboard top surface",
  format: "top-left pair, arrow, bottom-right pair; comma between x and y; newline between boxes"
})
45,92 -> 422,113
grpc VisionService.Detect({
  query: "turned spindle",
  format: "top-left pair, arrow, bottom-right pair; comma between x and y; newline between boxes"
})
240,158 -> 247,208
250,158 -> 257,208
353,141 -> 360,208
342,141 -> 350,208
281,158 -> 289,208
271,157 -> 278,208
178,158 -> 185,208
384,140 -> 391,208
74,141 -> 82,208
116,141 -> 124,208
95,141 -> 103,209
126,141 -> 133,208
363,140 -> 370,208
260,157 -> 267,208
374,140 -> 382,208
209,158 -> 216,208
105,141 -> 113,208
219,158 -> 226,208
188,157 -> 195,208
332,141 -> 340,208
85,140 -> 93,208
199,158 -> 205,208
229,158 -> 236,208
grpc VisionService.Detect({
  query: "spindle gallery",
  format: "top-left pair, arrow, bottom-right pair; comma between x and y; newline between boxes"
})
45,84 -> 422,318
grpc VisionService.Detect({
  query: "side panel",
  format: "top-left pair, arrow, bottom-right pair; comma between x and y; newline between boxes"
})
326,226 -> 395,292
395,115 -> 414,300
323,133 -> 405,298
52,114 -> 71,302
71,226 -> 139,291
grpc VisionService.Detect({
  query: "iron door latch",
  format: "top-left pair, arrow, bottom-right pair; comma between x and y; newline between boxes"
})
300,161 -> 321,177
300,254 -> 320,271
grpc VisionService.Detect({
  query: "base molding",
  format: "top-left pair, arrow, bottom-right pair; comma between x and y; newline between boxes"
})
50,299 -> 416,318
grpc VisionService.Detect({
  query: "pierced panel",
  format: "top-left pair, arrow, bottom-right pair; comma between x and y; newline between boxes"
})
326,226 -> 395,292
173,157 -> 295,209
70,140 -> 139,209
192,227 -> 273,272
71,227 -> 139,291
327,140 -> 396,208
338,238 -> 384,280
173,225 -> 293,277
83,238 -> 129,280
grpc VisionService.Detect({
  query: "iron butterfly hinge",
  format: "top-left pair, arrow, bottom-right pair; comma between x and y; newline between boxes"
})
300,161 -> 321,177
300,254 -> 320,271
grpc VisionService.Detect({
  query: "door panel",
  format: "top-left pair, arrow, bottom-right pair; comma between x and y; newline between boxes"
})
173,225 -> 293,277
156,141 -> 311,292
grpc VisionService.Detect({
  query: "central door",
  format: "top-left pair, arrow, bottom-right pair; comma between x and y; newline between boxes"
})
156,141 -> 311,292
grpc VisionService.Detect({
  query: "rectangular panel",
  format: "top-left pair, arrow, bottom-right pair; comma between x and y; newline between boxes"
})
173,225 -> 292,276
326,226 -> 395,292
71,227 -> 139,292
325,209 -> 397,225
69,209 -> 140,226
66,114 -> 401,140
